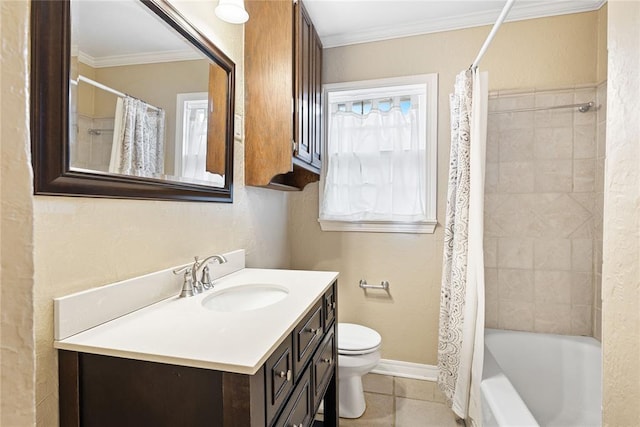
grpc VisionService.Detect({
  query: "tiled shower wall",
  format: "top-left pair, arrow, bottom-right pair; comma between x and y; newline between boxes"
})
484,86 -> 604,337
71,115 -> 115,172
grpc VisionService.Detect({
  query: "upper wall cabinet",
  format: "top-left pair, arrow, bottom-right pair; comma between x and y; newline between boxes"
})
245,0 -> 323,190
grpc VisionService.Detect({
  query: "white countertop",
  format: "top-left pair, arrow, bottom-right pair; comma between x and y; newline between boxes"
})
54,268 -> 338,375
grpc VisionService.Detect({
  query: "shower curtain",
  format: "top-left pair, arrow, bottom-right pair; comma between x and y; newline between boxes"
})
437,68 -> 488,425
109,96 -> 165,177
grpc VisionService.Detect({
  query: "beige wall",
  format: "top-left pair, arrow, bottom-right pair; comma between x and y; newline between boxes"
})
597,4 -> 608,83
289,11 -> 602,365
0,1 -> 292,425
1,2 -> 37,425
602,1 -> 640,425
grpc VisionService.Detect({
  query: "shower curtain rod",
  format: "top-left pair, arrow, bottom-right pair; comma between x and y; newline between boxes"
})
470,0 -> 516,70
489,101 -> 595,115
71,75 -> 161,112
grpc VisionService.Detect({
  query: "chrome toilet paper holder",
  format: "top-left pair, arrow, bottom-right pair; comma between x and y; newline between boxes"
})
358,279 -> 390,291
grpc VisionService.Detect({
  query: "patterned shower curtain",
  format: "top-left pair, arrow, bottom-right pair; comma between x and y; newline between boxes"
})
437,68 -> 488,424
109,96 -> 165,177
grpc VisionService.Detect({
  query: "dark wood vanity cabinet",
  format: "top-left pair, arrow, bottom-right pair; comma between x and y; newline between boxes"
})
58,282 -> 338,427
244,0 -> 323,190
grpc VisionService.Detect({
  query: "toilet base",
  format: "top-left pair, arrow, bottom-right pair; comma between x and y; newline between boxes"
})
339,375 -> 366,419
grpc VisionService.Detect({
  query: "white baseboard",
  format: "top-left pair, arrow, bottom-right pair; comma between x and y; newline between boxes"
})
371,359 -> 438,382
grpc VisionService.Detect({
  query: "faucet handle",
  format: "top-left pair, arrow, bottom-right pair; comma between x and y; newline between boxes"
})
178,270 -> 195,298
201,265 -> 213,290
172,265 -> 191,275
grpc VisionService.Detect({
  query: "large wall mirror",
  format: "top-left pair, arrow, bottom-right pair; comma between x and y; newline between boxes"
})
31,0 -> 235,202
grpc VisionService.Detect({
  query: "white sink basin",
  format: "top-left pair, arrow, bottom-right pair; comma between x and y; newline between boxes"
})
201,284 -> 289,312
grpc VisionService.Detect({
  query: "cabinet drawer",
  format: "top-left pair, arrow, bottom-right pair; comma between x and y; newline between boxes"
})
312,327 -> 335,411
293,300 -> 323,379
274,369 -> 313,427
266,335 -> 295,425
323,284 -> 336,331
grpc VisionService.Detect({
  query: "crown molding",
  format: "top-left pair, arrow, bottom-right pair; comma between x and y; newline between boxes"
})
77,49 -> 203,68
321,0 -> 607,48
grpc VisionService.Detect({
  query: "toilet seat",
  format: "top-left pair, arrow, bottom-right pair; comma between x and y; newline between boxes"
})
338,323 -> 382,355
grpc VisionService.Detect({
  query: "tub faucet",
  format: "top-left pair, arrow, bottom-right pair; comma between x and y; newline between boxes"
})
173,254 -> 228,298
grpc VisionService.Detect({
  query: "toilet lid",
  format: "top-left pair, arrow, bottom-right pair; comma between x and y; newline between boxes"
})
338,323 -> 382,353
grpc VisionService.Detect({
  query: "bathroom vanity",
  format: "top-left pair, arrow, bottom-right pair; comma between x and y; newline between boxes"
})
54,253 -> 338,427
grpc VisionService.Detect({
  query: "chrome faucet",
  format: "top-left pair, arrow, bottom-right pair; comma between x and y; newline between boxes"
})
173,254 -> 228,298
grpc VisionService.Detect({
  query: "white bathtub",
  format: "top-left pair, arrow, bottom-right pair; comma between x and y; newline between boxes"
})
481,328 -> 601,427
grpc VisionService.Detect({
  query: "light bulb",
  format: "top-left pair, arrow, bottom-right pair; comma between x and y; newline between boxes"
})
215,0 -> 249,24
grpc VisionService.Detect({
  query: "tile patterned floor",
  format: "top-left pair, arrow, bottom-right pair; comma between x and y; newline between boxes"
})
338,374 -> 465,427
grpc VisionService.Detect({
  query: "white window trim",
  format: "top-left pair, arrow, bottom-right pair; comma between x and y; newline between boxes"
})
318,74 -> 438,234
174,92 -> 208,177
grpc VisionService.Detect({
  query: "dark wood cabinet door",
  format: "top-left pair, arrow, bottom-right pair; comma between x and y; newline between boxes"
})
311,29 -> 323,170
295,1 -> 313,164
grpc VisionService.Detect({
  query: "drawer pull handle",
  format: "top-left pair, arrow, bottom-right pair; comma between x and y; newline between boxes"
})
307,327 -> 321,336
327,301 -> 336,310
322,357 -> 332,364
277,369 -> 292,381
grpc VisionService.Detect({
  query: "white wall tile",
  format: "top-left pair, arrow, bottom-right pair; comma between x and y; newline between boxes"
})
571,272 -> 594,305
535,160 -> 573,192
571,305 -> 593,336
573,159 -> 596,192
485,268 -> 498,303
498,300 -> 534,331
571,238 -> 594,272
484,238 -> 498,268
499,129 -> 534,161
498,269 -> 534,302
574,125 -> 597,159
534,127 -> 573,160
534,270 -> 572,304
485,163 -> 499,194
498,162 -> 535,193
485,299 -> 498,328
534,239 -> 571,271
534,303 -> 571,334
498,238 -> 534,269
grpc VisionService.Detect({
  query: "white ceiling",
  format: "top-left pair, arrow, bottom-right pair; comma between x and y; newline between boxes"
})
303,0 -> 607,48
73,0 -> 607,66
72,0 -> 203,67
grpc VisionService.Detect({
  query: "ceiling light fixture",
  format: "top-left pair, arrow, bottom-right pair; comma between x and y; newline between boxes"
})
215,0 -> 249,24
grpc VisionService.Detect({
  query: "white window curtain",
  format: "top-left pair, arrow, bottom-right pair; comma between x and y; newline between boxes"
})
320,95 -> 427,222
179,99 -> 222,186
109,96 -> 165,177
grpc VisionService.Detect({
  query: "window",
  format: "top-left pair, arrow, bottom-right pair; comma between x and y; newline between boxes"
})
319,74 -> 438,233
174,92 -> 224,187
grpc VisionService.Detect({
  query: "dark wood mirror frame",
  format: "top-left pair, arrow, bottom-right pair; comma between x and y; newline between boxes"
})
31,0 -> 235,202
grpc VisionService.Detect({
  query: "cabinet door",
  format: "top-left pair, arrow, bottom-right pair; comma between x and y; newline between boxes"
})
311,29 -> 322,170
244,0 -> 295,186
294,1 -> 313,164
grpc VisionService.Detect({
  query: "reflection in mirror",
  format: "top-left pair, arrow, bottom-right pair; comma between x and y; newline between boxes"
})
69,0 -> 227,188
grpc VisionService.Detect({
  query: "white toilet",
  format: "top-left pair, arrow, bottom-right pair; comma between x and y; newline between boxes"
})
338,322 -> 382,419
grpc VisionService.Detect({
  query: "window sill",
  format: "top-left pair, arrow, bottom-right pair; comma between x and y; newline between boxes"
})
318,219 -> 437,234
